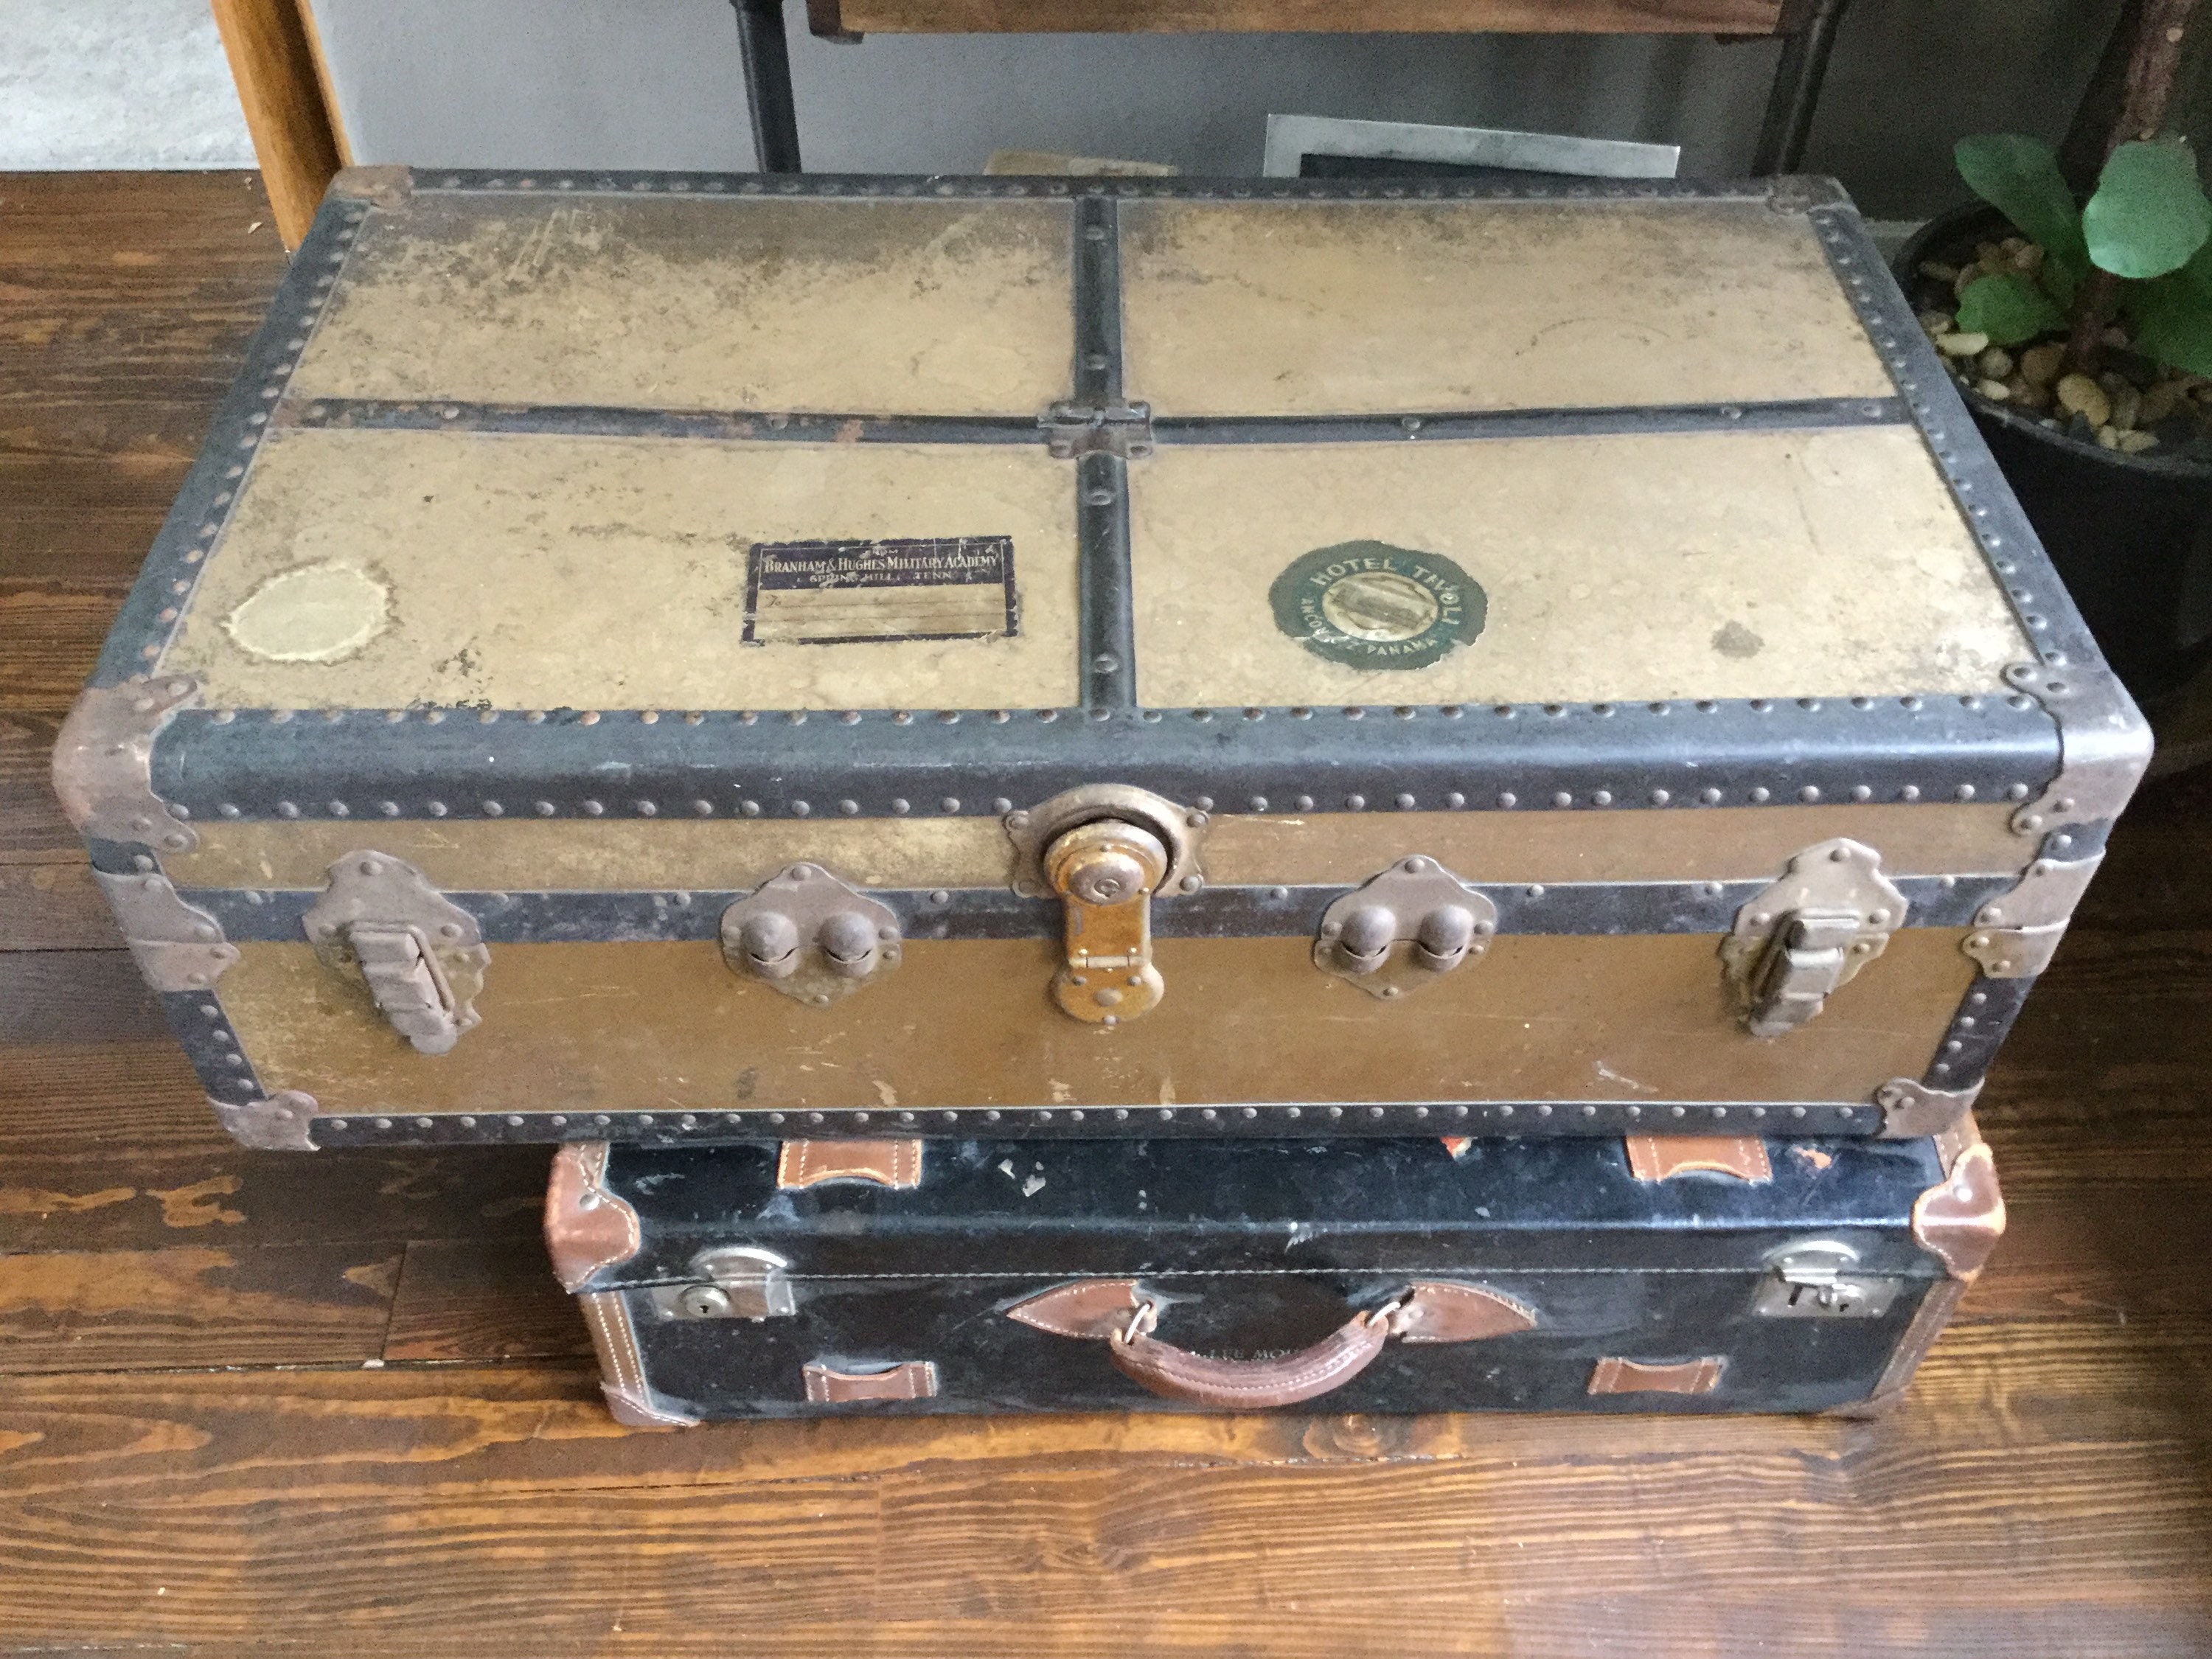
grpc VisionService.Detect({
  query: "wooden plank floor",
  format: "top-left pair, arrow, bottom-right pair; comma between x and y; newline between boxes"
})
3,170 -> 2211,1659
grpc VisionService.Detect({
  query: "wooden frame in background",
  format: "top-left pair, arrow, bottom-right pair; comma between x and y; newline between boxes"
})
209,0 -> 347,249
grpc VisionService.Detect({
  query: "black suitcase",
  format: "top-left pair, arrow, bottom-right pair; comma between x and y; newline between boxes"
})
546,1124 -> 2000,1426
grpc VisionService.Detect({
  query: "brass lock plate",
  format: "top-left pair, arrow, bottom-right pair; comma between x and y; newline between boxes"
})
1314,856 -> 1498,1000
302,851 -> 487,1054
1006,785 -> 1206,1027
1046,818 -> 1168,1024
720,864 -> 902,1006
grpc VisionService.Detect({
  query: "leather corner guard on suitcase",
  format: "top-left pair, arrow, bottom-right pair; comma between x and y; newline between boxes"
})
546,1123 -> 2002,1426
62,167 -> 2145,1150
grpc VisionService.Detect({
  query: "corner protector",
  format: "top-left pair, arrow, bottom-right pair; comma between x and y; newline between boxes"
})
601,1382 -> 700,1430
545,1143 -> 643,1291
1913,1141 -> 2006,1281
209,1090 -> 318,1152
329,164 -> 413,207
51,677 -> 201,852
95,869 -> 236,990
1771,175 -> 1851,213
1874,1077 -> 1980,1139
1961,850 -> 2105,978
2004,664 -> 2152,841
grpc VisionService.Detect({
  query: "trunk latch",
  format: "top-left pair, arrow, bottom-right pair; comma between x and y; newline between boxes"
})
1721,838 -> 1907,1037
651,1246 -> 796,1321
719,864 -> 902,1007
1045,818 -> 1169,1024
304,852 -> 488,1054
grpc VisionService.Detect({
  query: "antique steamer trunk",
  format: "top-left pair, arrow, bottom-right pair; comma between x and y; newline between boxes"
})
57,166 -> 2149,1152
546,1125 -> 2004,1425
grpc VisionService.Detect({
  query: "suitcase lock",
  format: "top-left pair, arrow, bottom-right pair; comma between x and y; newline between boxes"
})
1753,1239 -> 1905,1318
650,1246 -> 796,1321
1720,839 -> 1907,1037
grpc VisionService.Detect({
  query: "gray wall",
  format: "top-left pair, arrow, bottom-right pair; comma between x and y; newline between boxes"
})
310,0 -> 2118,219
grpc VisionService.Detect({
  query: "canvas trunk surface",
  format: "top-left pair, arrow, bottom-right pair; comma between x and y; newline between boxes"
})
59,168 -> 2149,1150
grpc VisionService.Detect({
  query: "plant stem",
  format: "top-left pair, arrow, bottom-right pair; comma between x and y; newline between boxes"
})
2062,0 -> 2202,376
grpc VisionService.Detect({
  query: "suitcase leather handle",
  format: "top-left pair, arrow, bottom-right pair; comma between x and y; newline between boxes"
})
1006,1278 -> 1537,1409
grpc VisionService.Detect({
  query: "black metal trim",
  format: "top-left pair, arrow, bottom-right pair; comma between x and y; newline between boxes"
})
1077,453 -> 1137,709
309,1095 -> 1879,1148
1805,206 -> 2107,682
392,169 -> 1829,206
1073,193 -> 1121,408
186,873 -> 2017,946
159,987 -> 271,1110
1920,973 -> 2035,1093
1152,397 -> 1907,445
92,198 -> 366,687
154,693 -> 2061,824
277,400 -> 1042,445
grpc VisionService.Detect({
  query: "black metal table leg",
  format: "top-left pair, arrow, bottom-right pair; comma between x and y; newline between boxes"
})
733,0 -> 803,173
1750,0 -> 1850,175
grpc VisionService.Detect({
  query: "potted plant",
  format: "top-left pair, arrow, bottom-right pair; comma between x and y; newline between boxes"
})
1894,0 -> 2211,703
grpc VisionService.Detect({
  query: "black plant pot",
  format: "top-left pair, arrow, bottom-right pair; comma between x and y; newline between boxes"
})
1896,205 -> 2212,703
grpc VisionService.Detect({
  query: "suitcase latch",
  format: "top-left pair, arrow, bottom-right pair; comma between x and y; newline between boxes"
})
1720,839 -> 1907,1037
1045,818 -> 1168,1024
651,1247 -> 796,1321
304,852 -> 488,1055
720,865 -> 902,1006
1314,857 -> 1498,1000
1753,1240 -> 1905,1318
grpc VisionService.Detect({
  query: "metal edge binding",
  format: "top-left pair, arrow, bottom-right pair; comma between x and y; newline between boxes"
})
94,869 -> 236,991
209,1089 -> 319,1152
1804,204 -> 2150,846
1873,1077 -> 1982,1139
152,694 -> 2061,826
88,196 -> 365,691
545,1143 -> 644,1290
51,677 -> 202,855
403,167 -> 1799,204
310,1096 -> 1882,1147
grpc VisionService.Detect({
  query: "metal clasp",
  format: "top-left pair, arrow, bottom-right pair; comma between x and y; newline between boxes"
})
1752,1239 -> 1904,1319
304,852 -> 487,1055
1721,839 -> 1906,1037
651,1246 -> 796,1321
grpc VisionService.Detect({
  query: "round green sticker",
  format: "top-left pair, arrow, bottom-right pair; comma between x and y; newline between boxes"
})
1268,542 -> 1486,671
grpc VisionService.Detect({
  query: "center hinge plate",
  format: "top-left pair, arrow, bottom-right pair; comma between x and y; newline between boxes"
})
1041,400 -> 1154,460
304,852 -> 488,1055
1752,1239 -> 1906,1318
1720,838 -> 1907,1038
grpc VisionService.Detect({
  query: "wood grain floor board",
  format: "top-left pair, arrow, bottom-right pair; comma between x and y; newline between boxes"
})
0,167 -> 2208,1658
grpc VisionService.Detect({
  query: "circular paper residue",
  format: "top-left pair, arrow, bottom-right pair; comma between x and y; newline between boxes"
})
223,562 -> 390,663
